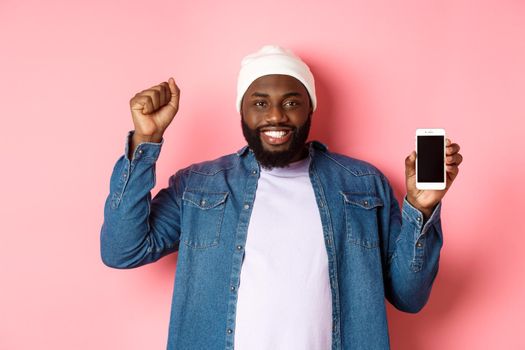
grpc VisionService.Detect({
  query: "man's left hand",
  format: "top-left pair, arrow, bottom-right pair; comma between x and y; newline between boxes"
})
405,138 -> 463,219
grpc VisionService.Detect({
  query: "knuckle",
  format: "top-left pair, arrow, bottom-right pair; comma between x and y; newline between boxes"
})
130,95 -> 142,105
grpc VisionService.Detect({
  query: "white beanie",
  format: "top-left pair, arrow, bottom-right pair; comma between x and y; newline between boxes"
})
236,45 -> 317,113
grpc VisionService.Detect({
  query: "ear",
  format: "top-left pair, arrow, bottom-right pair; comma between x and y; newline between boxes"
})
239,96 -> 245,116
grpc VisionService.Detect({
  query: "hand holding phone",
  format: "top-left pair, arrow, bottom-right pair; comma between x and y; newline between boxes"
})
405,129 -> 462,219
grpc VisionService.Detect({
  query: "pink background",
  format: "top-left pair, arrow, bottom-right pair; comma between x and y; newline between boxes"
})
1,0 -> 524,349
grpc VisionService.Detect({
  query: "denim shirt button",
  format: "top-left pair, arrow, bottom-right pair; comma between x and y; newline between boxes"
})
138,149 -> 143,154
363,200 -> 369,206
200,200 -> 206,206
230,286 -> 236,292
236,245 -> 243,250
252,169 -> 257,175
416,242 -> 423,248
243,204 -> 250,210
227,328 -> 233,334
416,216 -> 421,222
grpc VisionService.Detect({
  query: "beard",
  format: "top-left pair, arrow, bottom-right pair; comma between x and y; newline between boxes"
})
241,115 -> 311,170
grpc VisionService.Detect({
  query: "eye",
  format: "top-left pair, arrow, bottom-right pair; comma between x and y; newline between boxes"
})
254,100 -> 267,108
284,100 -> 300,108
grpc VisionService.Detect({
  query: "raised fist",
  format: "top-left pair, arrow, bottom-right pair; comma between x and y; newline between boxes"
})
129,77 -> 180,143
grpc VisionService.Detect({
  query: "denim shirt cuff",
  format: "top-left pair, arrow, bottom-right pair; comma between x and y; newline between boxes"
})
402,196 -> 442,240
124,130 -> 164,162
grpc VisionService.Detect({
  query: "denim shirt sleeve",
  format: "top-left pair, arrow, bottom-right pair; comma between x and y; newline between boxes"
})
381,176 -> 443,313
100,131 -> 182,269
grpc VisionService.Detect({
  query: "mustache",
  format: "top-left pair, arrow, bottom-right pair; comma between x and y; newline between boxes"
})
256,124 -> 296,132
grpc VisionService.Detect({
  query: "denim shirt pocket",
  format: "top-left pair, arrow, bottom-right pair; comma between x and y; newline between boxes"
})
181,190 -> 229,249
341,192 -> 383,249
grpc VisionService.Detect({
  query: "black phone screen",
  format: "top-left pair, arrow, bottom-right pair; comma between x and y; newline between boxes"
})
417,135 -> 445,182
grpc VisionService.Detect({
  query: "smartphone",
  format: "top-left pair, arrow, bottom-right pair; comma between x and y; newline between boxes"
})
416,129 -> 446,190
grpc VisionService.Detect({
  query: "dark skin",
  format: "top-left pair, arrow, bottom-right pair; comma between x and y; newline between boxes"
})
240,74 -> 313,163
129,75 -> 463,219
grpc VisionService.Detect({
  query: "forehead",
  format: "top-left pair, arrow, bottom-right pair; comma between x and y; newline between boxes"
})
245,74 -> 308,96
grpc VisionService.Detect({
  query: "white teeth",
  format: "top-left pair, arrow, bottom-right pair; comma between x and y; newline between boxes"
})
263,130 -> 288,138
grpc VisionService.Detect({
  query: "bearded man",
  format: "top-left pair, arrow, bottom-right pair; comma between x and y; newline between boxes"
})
101,45 -> 463,350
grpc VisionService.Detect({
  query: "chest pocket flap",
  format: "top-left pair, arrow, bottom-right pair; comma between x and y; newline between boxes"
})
183,190 -> 228,209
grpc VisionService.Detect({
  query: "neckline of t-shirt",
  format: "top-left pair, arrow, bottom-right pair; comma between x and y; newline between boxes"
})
260,156 -> 311,177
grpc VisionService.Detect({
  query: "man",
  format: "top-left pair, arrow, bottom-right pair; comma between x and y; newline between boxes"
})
101,45 -> 463,349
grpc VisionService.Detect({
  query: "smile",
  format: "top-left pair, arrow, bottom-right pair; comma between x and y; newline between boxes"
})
263,130 -> 289,138
260,129 -> 293,145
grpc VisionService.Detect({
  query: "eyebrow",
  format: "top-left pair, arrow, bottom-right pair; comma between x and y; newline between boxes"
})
250,92 -> 303,98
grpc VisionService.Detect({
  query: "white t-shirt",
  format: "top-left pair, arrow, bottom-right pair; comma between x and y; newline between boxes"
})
234,156 -> 332,350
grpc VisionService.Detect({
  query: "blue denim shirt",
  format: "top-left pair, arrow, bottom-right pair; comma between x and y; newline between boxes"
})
101,133 -> 443,350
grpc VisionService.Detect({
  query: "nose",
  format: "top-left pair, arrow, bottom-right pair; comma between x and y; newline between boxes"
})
265,105 -> 288,124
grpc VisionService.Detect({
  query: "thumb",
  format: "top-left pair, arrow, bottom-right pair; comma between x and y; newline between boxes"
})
167,77 -> 180,110
405,151 -> 416,178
